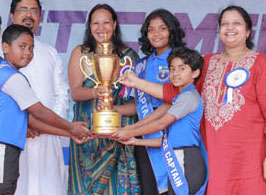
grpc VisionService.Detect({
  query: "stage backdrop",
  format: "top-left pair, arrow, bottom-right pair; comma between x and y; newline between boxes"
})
1,0 -> 266,169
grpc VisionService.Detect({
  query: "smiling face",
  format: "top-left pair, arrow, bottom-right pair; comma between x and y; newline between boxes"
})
169,57 -> 199,91
147,16 -> 170,56
219,10 -> 250,49
2,33 -> 34,69
90,8 -> 116,46
10,0 -> 41,33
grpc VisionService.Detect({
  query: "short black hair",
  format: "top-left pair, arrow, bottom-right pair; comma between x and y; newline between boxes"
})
218,5 -> 253,49
2,24 -> 33,45
167,47 -> 204,83
10,0 -> 42,14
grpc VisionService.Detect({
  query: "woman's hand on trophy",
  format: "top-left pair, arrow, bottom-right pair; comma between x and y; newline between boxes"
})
94,86 -> 110,98
96,97 -> 113,111
96,98 -> 104,111
119,71 -> 138,88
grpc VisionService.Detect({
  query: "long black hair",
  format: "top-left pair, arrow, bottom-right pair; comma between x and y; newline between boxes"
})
218,5 -> 253,49
139,9 -> 186,56
82,4 -> 126,57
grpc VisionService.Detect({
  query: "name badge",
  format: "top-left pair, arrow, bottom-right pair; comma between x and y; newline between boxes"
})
223,68 -> 249,104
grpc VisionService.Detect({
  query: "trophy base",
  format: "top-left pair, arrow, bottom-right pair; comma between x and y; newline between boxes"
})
92,110 -> 121,136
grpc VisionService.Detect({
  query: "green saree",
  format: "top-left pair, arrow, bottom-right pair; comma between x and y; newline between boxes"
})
68,48 -> 141,195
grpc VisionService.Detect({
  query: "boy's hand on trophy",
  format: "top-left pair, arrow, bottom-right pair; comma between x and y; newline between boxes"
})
119,137 -> 138,146
71,134 -> 93,145
69,121 -> 90,137
111,126 -> 132,141
119,71 -> 138,88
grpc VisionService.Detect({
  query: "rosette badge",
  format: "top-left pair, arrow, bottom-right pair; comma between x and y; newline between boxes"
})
223,68 -> 249,104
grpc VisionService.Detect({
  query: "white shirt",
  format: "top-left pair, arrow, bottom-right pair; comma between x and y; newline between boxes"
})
2,73 -> 39,110
20,38 -> 69,117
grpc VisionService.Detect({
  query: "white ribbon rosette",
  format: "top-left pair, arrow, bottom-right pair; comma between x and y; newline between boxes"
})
223,68 -> 249,104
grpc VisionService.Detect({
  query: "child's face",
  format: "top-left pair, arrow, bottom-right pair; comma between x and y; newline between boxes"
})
2,33 -> 34,69
169,57 -> 199,91
147,17 -> 170,55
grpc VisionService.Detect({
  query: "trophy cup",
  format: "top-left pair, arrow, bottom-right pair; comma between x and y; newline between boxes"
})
79,34 -> 132,135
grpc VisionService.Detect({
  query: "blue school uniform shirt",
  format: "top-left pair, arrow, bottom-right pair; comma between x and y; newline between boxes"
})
166,85 -> 208,195
145,48 -> 171,108
168,85 -> 203,148
0,61 -> 28,149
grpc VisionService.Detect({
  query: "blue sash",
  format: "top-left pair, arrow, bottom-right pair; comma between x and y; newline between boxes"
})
161,128 -> 189,194
161,85 -> 208,194
135,57 -> 168,192
162,126 -> 208,195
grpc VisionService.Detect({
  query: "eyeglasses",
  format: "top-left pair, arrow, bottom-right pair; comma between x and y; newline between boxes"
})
15,7 -> 40,15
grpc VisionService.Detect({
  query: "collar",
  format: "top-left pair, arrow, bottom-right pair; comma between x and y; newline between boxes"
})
173,85 -> 195,102
0,60 -> 18,72
180,85 -> 195,94
149,48 -> 172,61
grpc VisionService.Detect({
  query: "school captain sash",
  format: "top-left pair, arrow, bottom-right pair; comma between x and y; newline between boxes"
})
164,124 -> 209,195
135,57 -> 168,192
161,128 -> 189,194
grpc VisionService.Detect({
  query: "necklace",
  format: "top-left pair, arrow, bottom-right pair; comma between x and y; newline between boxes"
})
222,47 -> 250,62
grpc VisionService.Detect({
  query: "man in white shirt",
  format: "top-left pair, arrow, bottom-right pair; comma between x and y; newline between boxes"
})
0,0 -> 70,194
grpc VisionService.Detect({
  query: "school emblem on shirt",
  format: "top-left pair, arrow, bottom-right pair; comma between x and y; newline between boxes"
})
157,65 -> 169,82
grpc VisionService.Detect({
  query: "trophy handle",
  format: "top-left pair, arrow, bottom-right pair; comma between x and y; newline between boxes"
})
113,56 -> 133,89
79,55 -> 99,88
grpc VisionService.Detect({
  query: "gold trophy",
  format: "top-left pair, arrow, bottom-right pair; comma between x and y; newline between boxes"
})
79,34 -> 132,135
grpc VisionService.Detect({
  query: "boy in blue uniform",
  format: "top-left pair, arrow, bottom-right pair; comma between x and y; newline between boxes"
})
113,47 -> 208,195
0,24 -> 89,194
